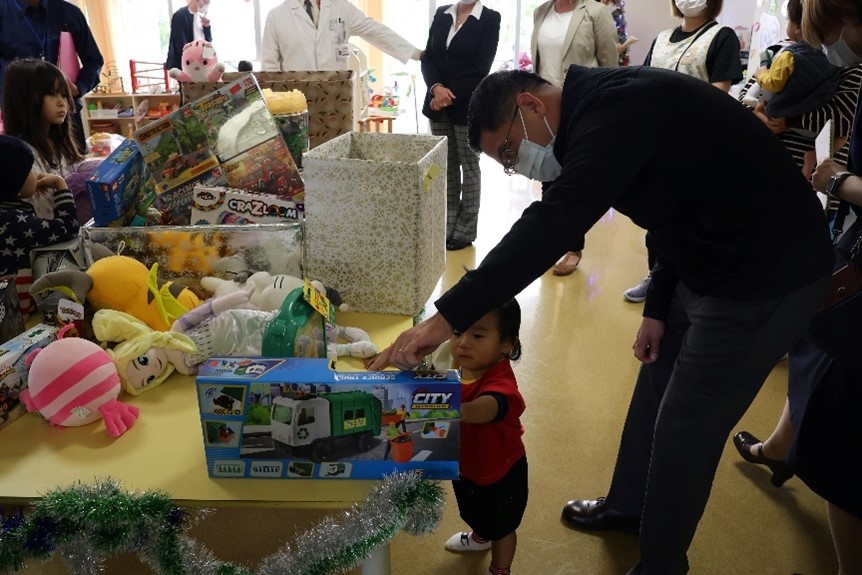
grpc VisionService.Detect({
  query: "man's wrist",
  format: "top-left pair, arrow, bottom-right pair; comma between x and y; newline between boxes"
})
429,83 -> 442,96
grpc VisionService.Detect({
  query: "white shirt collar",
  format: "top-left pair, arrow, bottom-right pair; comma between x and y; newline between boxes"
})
444,1 -> 484,21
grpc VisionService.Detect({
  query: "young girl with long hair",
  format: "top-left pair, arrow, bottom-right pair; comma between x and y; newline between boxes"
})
3,59 -> 83,177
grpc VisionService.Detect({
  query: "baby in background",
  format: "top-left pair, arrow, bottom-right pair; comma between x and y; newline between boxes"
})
742,0 -> 841,141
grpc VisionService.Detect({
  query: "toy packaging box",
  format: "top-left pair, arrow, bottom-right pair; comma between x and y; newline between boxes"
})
181,71 -> 354,150
195,358 -> 460,480
134,74 -> 304,212
0,276 -> 25,345
303,132 -> 447,315
190,185 -> 302,226
85,138 -> 158,227
0,324 -> 60,430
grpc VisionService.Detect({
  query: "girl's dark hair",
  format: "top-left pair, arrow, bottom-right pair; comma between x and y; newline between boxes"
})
3,59 -> 83,167
493,298 -> 522,361
786,0 -> 802,26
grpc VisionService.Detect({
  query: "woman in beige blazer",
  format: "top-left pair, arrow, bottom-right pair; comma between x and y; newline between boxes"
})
530,0 -> 619,276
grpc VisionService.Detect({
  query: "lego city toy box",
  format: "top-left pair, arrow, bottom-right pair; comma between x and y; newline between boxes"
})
85,138 -> 157,227
195,357 -> 460,480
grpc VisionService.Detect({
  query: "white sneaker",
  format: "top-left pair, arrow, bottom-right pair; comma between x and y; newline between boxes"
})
444,531 -> 491,552
623,274 -> 652,303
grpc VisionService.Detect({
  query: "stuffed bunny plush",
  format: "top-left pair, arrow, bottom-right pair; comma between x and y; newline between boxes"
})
168,40 -> 225,82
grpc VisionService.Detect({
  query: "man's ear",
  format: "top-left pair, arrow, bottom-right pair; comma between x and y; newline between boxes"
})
515,92 -> 547,118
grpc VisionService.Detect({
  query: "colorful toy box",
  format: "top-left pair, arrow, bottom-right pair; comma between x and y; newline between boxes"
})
85,138 -> 157,227
135,74 -> 303,208
0,324 -> 60,430
0,276 -> 25,345
303,132 -> 447,315
191,185 -> 303,225
195,358 -> 460,479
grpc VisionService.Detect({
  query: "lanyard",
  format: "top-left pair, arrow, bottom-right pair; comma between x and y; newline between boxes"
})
17,0 -> 50,60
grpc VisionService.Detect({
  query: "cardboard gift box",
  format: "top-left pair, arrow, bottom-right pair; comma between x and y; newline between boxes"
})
195,357 -> 460,479
81,223 -> 304,291
181,71 -> 353,150
0,324 -> 60,430
85,138 -> 157,227
191,185 -> 303,225
303,132 -> 447,315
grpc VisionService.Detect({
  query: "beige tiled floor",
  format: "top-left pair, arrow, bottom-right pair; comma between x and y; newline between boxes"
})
17,157 -> 837,575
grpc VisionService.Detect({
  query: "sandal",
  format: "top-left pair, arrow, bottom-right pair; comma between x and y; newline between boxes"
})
552,250 -> 582,276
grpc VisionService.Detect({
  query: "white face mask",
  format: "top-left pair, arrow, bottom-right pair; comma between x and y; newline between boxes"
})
674,0 -> 708,18
512,110 -> 562,182
822,26 -> 862,67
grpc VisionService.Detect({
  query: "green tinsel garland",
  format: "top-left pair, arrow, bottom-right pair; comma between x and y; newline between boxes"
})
0,474 -> 444,575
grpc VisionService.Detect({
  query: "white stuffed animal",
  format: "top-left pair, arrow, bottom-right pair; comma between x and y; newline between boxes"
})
199,273 -> 371,361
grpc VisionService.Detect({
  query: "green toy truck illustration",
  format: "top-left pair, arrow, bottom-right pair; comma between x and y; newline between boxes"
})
270,390 -> 382,462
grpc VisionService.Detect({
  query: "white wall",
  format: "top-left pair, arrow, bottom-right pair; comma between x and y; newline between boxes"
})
625,0 -> 679,65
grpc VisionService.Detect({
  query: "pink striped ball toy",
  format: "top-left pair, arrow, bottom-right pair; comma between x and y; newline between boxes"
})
21,324 -> 140,437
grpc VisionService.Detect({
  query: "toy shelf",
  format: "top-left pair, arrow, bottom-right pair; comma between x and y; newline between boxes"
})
83,92 -> 180,139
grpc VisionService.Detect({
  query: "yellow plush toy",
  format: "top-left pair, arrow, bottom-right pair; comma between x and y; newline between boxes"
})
31,255 -> 203,332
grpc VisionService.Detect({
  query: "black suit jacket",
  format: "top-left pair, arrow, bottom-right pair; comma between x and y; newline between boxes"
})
165,7 -> 212,70
421,4 -> 500,125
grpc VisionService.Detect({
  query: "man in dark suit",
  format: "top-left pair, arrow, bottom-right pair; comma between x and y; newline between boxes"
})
421,1 -> 500,252
166,0 -> 212,72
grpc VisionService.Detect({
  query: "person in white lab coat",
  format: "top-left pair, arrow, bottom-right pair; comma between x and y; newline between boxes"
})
261,0 -> 422,71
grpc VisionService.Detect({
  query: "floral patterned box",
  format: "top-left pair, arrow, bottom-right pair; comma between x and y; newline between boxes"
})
303,132 -> 447,315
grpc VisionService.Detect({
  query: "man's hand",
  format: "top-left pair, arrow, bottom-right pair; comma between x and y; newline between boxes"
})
67,80 -> 80,97
431,85 -> 455,108
633,317 -> 665,364
365,313 -> 454,371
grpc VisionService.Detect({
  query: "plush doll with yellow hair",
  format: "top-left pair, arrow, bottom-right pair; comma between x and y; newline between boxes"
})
92,309 -> 198,396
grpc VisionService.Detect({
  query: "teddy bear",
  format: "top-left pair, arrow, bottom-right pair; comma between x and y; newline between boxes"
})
168,40 -> 225,83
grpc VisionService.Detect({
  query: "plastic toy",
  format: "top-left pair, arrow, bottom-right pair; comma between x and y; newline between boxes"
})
30,255 -> 203,332
21,325 -> 140,437
168,40 -> 225,83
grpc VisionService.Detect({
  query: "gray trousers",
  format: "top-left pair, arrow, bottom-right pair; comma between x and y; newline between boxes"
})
430,118 -> 481,243
603,275 -> 830,575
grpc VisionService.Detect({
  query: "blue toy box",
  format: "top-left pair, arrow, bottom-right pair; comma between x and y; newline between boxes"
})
195,358 -> 460,480
85,138 -> 156,226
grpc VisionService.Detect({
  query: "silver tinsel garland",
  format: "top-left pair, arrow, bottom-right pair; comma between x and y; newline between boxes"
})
0,473 -> 444,575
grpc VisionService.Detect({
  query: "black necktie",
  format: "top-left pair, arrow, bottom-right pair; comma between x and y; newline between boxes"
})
304,0 -> 314,23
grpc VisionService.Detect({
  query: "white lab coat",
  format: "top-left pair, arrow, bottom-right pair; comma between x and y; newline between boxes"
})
261,0 -> 418,71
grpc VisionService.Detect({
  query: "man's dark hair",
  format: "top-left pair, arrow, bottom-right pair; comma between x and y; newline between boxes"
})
467,70 -> 551,154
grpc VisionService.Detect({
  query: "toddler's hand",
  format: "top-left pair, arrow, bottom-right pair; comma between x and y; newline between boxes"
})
35,173 -> 67,194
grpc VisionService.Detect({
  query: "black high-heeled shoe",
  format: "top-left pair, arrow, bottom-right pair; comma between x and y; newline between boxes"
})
732,431 -> 794,487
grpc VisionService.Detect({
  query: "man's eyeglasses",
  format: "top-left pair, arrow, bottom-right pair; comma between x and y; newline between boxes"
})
500,106 -> 519,176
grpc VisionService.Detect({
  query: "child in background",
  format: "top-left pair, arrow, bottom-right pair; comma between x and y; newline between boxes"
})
445,298 -> 527,575
0,135 -> 80,315
2,59 -> 85,219
743,0 -> 842,140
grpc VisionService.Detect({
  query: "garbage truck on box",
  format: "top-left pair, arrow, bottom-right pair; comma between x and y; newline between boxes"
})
270,390 -> 382,462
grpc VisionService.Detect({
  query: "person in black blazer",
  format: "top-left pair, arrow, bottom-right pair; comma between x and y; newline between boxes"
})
166,0 -> 212,71
421,1 -> 500,251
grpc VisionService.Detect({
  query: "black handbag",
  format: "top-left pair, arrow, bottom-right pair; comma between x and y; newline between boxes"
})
808,202 -> 862,375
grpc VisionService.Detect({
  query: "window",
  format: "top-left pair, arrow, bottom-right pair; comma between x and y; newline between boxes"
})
272,404 -> 293,424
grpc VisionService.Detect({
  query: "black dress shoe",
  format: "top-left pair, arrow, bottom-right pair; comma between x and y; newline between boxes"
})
732,431 -> 794,487
561,497 -> 640,535
446,239 -> 473,251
